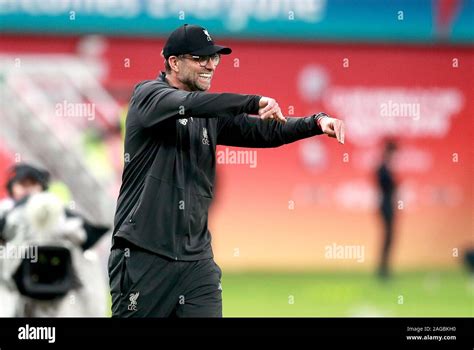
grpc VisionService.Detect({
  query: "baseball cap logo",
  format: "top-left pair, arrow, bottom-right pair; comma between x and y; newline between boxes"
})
203,29 -> 212,41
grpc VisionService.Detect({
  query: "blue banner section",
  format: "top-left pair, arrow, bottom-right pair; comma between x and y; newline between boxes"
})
0,0 -> 472,43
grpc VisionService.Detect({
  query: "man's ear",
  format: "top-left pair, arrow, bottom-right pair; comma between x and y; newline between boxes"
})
168,56 -> 180,73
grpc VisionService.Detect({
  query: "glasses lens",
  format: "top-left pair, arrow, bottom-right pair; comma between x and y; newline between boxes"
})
198,56 -> 209,66
211,54 -> 220,65
197,54 -> 220,67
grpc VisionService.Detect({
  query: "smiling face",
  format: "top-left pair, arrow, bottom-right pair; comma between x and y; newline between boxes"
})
166,54 -> 217,92
179,58 -> 214,91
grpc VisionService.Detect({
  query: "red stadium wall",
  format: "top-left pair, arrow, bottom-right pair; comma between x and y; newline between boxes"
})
1,35 -> 472,270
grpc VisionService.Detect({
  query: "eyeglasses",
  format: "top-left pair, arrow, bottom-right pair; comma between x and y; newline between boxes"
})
179,53 -> 221,67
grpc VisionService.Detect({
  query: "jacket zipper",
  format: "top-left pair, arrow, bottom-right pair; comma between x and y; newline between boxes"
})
128,203 -> 139,228
178,117 -> 194,259
128,183 -> 146,228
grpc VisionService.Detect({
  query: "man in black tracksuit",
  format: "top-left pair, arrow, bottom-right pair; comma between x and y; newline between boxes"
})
108,24 -> 345,317
376,141 -> 397,279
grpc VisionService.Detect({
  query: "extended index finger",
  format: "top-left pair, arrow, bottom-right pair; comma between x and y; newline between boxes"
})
335,120 -> 344,144
274,109 -> 287,124
339,121 -> 345,144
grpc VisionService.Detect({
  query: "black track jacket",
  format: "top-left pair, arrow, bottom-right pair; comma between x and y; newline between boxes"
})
112,72 -> 324,260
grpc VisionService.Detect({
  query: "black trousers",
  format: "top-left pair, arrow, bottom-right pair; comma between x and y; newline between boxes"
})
378,206 -> 394,278
108,241 -> 222,317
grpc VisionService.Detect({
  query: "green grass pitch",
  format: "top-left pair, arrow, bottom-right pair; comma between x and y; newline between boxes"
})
220,270 -> 473,317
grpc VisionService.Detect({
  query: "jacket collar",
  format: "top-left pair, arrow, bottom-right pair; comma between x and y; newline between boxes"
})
158,71 -> 178,90
158,71 -> 166,83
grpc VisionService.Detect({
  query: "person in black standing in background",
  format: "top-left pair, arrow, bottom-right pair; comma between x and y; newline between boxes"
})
108,24 -> 345,317
376,140 -> 398,279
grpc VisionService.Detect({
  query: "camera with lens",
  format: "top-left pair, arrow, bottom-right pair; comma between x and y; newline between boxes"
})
0,164 -> 110,316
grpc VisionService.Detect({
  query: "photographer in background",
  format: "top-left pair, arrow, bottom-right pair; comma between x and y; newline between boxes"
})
0,163 -> 109,317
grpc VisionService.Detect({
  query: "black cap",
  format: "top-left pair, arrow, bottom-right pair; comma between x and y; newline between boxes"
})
6,163 -> 50,196
163,24 -> 232,58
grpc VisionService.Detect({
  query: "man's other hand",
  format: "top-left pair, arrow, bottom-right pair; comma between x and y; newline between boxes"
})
258,97 -> 287,124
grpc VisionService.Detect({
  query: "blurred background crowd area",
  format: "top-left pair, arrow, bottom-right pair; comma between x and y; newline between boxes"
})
0,0 -> 472,316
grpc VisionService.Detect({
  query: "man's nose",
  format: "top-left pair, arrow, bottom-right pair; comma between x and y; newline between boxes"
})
204,59 -> 216,70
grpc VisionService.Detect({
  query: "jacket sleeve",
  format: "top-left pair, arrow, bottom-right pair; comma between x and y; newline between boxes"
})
217,114 -> 324,148
131,81 -> 261,128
